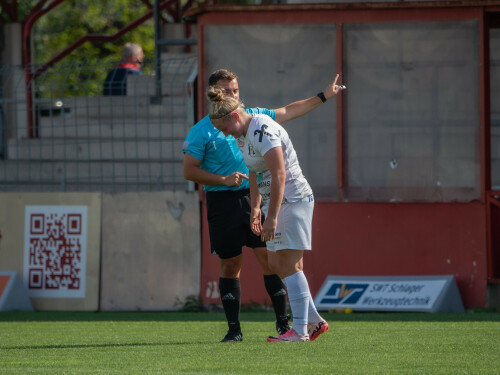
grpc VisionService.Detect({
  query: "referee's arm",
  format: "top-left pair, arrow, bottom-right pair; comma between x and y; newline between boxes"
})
183,153 -> 246,187
273,73 -> 342,124
273,96 -> 323,124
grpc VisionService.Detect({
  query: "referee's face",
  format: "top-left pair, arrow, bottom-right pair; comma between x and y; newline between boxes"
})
217,79 -> 240,100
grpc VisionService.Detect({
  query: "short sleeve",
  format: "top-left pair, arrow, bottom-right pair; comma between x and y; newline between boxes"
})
246,107 -> 276,121
183,126 -> 206,161
253,122 -> 281,157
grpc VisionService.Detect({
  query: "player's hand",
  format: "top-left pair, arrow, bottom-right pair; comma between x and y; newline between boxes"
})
323,73 -> 346,99
223,172 -> 249,187
261,217 -> 277,242
250,209 -> 262,236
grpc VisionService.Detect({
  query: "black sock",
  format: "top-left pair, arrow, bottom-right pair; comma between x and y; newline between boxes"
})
264,274 -> 287,320
219,277 -> 241,330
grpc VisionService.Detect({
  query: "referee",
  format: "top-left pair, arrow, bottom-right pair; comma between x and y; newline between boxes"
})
183,69 -> 340,342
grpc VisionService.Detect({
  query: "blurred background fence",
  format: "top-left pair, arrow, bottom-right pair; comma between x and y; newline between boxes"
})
0,55 -> 197,192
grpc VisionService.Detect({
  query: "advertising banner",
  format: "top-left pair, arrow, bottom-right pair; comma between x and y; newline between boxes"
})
314,275 -> 464,313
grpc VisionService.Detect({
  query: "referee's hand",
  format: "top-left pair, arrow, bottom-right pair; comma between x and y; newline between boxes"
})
223,172 -> 249,187
324,73 -> 345,99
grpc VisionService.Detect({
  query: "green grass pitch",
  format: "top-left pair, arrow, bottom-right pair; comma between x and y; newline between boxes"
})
1,311 -> 499,374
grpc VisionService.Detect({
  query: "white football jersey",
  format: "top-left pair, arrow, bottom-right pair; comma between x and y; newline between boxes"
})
236,114 -> 312,206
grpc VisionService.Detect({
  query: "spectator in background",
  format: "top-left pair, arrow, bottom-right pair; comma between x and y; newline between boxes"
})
103,42 -> 144,96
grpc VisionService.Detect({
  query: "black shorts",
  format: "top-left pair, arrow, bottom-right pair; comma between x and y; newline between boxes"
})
206,189 -> 266,259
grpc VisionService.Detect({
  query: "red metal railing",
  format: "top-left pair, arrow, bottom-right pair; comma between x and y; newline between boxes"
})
22,0 -> 193,138
487,191 -> 500,281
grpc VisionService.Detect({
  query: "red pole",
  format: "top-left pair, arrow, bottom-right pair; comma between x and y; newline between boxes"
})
22,0 -> 66,138
336,23 -> 344,199
21,0 -> 177,138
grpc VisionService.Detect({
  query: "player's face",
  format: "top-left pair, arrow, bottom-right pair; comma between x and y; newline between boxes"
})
212,112 -> 241,138
216,79 -> 239,100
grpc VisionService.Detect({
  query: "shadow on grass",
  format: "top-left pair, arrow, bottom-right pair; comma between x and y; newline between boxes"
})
1,311 -> 499,323
1,341 -> 197,350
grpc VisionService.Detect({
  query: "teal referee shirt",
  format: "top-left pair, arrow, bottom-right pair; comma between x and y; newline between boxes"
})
183,108 -> 276,191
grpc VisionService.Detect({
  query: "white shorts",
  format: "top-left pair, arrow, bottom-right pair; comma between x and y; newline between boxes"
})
264,197 -> 314,252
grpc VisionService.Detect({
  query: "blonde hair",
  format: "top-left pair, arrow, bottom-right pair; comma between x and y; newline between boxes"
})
207,86 -> 242,120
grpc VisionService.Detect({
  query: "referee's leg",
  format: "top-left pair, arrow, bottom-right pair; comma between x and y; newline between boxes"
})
252,246 -> 290,334
219,254 -> 244,342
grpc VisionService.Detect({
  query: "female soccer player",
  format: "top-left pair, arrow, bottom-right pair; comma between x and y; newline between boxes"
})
184,69 -> 342,342
207,80 -> 343,342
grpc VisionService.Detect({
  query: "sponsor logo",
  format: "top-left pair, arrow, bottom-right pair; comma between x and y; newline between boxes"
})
273,288 -> 286,297
258,180 -> 271,188
320,283 -> 369,304
248,143 -> 256,156
315,276 -> 463,312
254,124 -> 272,142
222,293 -> 236,301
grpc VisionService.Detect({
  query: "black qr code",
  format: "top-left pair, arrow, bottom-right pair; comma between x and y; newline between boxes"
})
24,206 -> 87,297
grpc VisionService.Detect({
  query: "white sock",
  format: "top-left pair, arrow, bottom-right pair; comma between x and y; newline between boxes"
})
283,271 -> 311,337
308,296 -> 323,324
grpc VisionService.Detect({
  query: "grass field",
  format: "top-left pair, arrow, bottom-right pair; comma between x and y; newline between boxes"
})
1,311 -> 499,374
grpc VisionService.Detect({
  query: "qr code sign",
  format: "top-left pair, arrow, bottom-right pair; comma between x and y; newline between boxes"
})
24,206 -> 87,298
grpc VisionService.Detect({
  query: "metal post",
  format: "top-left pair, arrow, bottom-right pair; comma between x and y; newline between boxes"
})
153,0 -> 162,103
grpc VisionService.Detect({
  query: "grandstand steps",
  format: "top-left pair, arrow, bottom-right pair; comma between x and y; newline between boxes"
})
159,53 -> 197,74
7,138 -> 185,161
0,53 -> 197,192
127,56 -> 198,96
127,75 -> 190,97
0,159 -> 185,191
37,119 -> 189,139
57,96 -> 189,120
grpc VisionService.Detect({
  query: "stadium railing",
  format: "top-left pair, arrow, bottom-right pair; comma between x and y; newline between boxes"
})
0,55 -> 197,192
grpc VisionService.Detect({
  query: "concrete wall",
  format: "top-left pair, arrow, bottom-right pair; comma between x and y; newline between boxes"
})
1,23 -> 27,143
100,191 -> 200,311
0,191 -> 200,311
0,193 -> 101,310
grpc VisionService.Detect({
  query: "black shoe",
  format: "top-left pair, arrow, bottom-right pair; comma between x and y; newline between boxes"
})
221,329 -> 243,342
276,314 -> 291,335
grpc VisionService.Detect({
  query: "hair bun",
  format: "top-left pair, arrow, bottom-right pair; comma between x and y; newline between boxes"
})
207,86 -> 225,103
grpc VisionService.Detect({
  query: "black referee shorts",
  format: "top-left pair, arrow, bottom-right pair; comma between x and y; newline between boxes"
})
206,189 -> 266,259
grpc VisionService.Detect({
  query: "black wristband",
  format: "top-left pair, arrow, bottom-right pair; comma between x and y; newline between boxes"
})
317,92 -> 327,103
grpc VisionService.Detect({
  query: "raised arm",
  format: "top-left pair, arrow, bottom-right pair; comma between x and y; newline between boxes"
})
273,73 -> 343,124
261,147 -> 286,242
183,153 -> 248,187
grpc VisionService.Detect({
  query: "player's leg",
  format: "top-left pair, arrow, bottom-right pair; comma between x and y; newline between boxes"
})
307,293 -> 329,341
219,254 -> 243,342
243,192 -> 290,334
266,200 -> 327,342
206,190 -> 246,342
266,249 -> 310,342
251,246 -> 290,334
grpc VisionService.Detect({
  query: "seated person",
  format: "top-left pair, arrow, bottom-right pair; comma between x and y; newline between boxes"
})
103,42 -> 143,96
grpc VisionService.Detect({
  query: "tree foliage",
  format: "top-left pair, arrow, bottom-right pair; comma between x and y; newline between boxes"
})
32,0 -> 155,66
18,0 -> 158,97
1,0 -> 250,97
